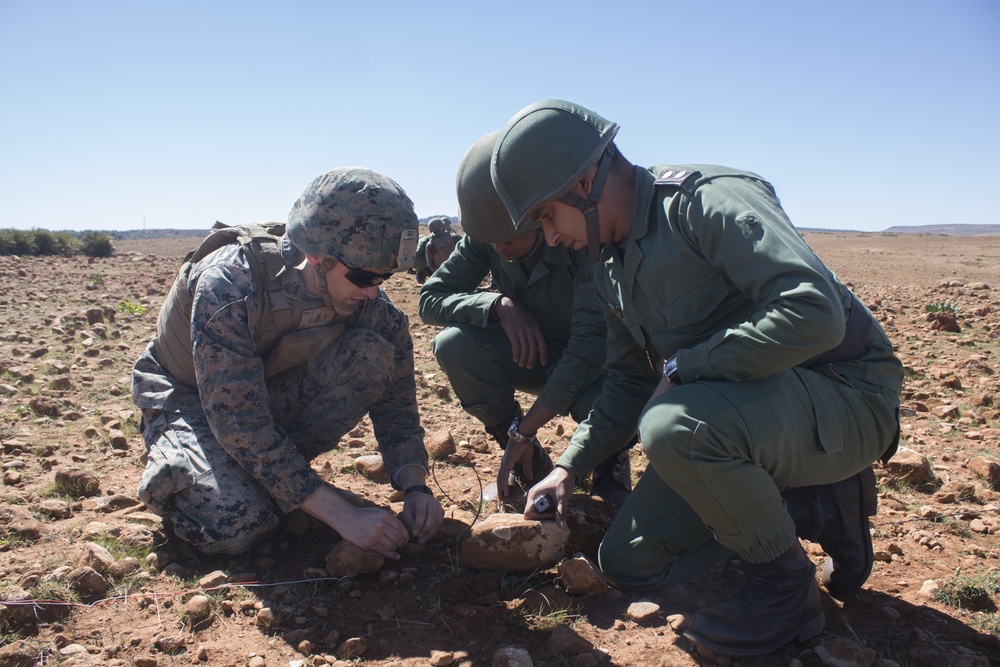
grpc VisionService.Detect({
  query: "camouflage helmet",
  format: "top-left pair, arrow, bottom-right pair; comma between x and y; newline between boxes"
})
491,99 -> 619,229
456,132 -> 540,245
427,216 -> 451,234
286,167 -> 419,272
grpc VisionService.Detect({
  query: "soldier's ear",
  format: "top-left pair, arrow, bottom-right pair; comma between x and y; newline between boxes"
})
304,254 -> 321,267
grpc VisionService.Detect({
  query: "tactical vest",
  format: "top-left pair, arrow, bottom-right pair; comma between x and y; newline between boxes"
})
150,223 -> 345,388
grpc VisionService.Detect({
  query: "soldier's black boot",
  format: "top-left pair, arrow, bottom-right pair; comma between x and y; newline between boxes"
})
590,447 -> 632,508
782,466 -> 878,601
683,540 -> 825,656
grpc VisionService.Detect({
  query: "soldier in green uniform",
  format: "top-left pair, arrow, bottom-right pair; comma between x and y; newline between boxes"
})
490,100 -> 903,656
418,132 -> 633,504
133,168 -> 444,557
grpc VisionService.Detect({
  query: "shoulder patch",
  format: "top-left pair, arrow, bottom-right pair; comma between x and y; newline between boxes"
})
654,169 -> 700,188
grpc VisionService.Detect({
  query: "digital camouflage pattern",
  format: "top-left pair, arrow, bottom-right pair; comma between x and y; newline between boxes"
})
286,167 -> 419,272
133,242 -> 427,554
425,226 -> 461,273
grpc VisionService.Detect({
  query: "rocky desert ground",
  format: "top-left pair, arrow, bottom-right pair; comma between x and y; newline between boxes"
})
0,230 -> 999,667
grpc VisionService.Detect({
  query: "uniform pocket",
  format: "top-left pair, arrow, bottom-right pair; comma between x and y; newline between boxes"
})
792,365 -> 854,455
137,428 -> 210,513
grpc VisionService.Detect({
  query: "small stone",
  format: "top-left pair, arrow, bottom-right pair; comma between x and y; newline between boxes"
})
338,637 -> 367,659
183,594 -> 212,622
297,640 -> 313,656
199,570 -> 228,589
492,645 -> 532,667
626,600 -> 661,623
248,657 -> 266,667
429,649 -> 455,666
256,607 -> 278,627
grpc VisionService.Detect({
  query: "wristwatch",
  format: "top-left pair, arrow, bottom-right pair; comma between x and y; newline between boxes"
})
507,417 -> 535,445
662,355 -> 681,384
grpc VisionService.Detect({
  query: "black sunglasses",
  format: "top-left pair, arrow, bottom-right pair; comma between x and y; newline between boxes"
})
343,263 -> 393,288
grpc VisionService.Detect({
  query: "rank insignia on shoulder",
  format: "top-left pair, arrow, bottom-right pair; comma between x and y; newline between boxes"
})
654,169 -> 700,188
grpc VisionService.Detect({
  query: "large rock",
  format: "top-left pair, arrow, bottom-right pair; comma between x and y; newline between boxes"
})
458,513 -> 569,571
564,495 -> 616,558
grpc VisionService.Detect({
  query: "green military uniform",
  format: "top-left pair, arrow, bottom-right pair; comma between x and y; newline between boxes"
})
419,234 -> 607,429
553,165 -> 904,589
413,234 -> 431,282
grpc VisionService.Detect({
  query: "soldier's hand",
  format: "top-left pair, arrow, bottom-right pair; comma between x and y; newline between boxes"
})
525,466 -> 576,529
401,491 -> 444,543
644,375 -> 677,413
300,485 -> 408,559
336,507 -> 410,560
494,296 -> 548,368
497,437 -> 535,499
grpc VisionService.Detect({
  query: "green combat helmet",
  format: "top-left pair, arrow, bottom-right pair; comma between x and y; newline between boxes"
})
287,167 -> 419,310
491,99 -> 619,260
456,131 -> 540,245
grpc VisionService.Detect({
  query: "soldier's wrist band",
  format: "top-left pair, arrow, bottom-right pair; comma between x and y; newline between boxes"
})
507,417 -> 535,445
662,355 -> 681,384
403,484 -> 433,497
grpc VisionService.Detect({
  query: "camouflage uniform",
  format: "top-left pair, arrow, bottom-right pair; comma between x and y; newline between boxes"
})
133,237 -> 427,554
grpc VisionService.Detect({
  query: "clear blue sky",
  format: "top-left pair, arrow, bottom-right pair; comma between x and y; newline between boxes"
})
1,0 -> 997,232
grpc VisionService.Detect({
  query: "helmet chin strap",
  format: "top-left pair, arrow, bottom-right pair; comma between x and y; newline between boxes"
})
315,257 -> 356,315
557,144 -> 616,261
509,229 -> 545,264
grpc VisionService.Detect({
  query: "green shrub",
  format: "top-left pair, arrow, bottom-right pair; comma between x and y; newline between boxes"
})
79,231 -> 114,258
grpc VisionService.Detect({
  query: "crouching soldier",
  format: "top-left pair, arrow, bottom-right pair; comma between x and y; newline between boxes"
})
133,167 -> 444,557
419,133 -> 635,506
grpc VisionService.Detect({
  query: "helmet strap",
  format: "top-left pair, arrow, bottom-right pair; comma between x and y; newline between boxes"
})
557,144 -> 616,261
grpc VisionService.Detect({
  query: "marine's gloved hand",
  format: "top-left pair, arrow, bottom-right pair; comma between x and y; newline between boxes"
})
524,465 -> 576,529
493,296 -> 548,368
401,490 -> 444,543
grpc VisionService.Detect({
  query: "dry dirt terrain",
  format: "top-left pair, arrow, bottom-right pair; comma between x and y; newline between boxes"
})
1,230 -> 999,667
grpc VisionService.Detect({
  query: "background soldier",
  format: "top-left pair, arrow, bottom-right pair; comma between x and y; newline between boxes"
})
419,133 -> 634,505
491,100 -> 903,656
133,167 -> 444,557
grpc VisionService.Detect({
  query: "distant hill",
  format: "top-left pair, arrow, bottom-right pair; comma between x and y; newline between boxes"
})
96,221 -> 1000,240
106,216 -> 462,241
880,224 -> 1000,236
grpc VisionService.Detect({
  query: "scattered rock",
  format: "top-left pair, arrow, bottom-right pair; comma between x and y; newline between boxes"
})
66,566 -> 108,599
425,429 -> 457,459
558,554 -> 609,596
626,600 -> 661,623
546,624 -> 593,655
182,594 -> 212,623
325,540 -> 384,577
492,645 -> 532,667
353,455 -> 388,484
884,448 -> 936,486
54,467 -> 101,497
338,637 -> 367,659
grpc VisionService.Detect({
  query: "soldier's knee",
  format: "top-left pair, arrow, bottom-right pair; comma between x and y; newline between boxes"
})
431,326 -> 475,373
170,510 -> 279,556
